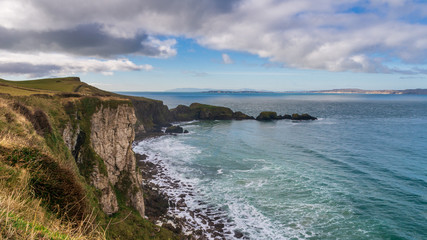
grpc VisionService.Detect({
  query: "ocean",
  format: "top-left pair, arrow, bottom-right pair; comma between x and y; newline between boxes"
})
121,92 -> 427,240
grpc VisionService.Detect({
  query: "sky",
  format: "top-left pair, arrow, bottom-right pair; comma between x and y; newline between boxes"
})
0,0 -> 427,91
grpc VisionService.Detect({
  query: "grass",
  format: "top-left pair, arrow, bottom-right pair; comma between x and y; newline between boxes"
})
0,84 -> 53,96
0,77 -> 83,93
0,157 -> 105,240
0,77 -> 114,97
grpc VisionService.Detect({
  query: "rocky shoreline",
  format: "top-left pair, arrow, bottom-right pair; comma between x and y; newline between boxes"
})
135,143 -> 245,240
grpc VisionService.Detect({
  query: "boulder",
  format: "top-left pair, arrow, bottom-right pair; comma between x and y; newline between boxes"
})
165,125 -> 184,133
256,111 -> 279,121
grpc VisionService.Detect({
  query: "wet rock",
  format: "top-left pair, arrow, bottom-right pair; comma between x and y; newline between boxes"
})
215,223 -> 225,232
135,153 -> 148,160
234,230 -> 244,238
165,125 -> 184,133
177,199 -> 187,208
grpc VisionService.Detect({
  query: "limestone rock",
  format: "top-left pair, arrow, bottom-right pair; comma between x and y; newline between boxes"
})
91,165 -> 118,215
89,104 -> 145,217
90,104 -> 137,185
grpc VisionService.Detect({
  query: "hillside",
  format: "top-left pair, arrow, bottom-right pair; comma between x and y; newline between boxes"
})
0,77 -> 180,239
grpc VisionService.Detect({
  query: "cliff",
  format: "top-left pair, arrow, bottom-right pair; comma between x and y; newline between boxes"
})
0,78 -> 178,239
63,101 -> 144,217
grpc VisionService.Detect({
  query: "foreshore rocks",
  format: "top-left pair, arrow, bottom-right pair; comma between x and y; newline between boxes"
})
255,111 -> 317,121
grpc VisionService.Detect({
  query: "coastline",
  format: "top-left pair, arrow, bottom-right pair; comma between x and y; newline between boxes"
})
134,134 -> 245,240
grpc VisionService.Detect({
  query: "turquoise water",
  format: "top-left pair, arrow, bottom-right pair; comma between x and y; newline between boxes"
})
128,93 -> 427,240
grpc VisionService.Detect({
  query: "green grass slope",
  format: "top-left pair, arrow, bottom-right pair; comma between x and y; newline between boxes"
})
0,77 -> 114,96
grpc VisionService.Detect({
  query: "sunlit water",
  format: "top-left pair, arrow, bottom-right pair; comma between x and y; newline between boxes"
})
122,92 -> 427,240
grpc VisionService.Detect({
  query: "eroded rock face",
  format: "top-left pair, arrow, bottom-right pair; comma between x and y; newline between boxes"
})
91,105 -> 136,185
89,104 -> 145,217
91,165 -> 118,215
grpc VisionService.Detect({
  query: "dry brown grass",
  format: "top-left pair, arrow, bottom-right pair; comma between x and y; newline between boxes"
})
0,161 -> 106,240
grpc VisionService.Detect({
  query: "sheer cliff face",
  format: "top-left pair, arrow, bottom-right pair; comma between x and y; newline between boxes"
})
91,105 -> 137,185
63,102 -> 145,217
90,104 -> 145,217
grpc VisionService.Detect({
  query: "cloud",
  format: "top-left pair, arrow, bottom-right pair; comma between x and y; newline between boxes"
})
0,24 -> 177,58
0,52 -> 153,78
0,0 -> 426,76
222,54 -> 234,64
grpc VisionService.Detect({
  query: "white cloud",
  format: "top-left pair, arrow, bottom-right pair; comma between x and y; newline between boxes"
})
0,0 -> 426,75
142,37 -> 177,58
222,53 -> 233,64
0,51 -> 153,78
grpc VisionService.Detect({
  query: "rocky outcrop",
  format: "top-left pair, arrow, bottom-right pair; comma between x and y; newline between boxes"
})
131,97 -> 172,132
255,111 -> 317,121
256,111 -> 280,121
62,100 -> 145,217
165,125 -> 184,133
90,104 -> 145,217
170,103 -> 253,121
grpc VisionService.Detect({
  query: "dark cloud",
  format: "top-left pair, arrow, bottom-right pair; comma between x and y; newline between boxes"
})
0,62 -> 61,77
0,24 -> 168,57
